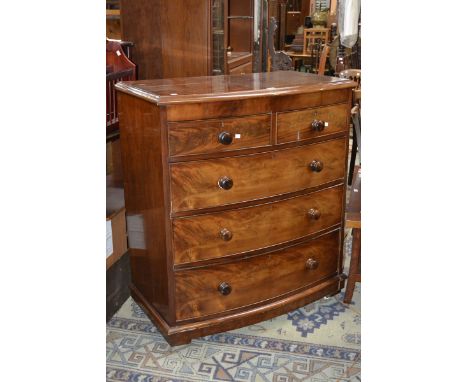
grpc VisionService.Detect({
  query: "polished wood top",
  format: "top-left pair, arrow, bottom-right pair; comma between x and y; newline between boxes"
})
115,71 -> 356,105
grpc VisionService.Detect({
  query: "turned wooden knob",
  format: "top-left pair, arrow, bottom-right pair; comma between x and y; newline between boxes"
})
305,258 -> 319,270
307,208 -> 321,220
311,119 -> 325,132
309,160 -> 323,172
218,176 -> 233,190
218,131 -> 233,145
219,228 -> 233,241
218,282 -> 232,295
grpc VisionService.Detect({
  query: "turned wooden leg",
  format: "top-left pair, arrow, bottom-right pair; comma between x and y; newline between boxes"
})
344,228 -> 361,304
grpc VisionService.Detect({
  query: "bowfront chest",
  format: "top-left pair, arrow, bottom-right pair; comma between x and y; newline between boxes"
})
115,71 -> 356,345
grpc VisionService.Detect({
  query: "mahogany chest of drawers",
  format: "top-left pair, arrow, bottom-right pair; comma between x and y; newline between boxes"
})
115,71 -> 356,345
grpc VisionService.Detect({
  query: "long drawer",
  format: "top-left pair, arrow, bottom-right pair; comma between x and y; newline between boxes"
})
174,230 -> 340,321
277,103 -> 349,144
170,137 -> 346,212
168,114 -> 271,157
172,185 -> 343,264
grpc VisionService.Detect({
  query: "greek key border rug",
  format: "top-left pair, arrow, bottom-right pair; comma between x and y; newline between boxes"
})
106,234 -> 360,382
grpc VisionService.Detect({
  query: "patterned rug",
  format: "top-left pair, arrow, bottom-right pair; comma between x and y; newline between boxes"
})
106,233 -> 360,382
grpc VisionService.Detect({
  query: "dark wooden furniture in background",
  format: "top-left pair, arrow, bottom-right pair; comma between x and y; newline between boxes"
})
120,0 -> 210,79
339,69 -> 361,185
106,184 -> 130,321
106,40 -> 136,139
106,39 -> 135,320
344,165 -> 361,304
106,0 -> 121,39
120,0 -> 265,79
225,0 -> 254,74
268,17 -> 293,71
115,71 -> 356,345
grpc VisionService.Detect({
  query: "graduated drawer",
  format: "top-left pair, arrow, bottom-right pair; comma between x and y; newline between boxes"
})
174,230 -> 340,321
170,137 -> 346,212
277,104 -> 349,144
172,185 -> 343,265
168,114 -> 271,157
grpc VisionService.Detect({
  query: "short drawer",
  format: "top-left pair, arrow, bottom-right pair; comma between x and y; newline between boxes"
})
277,104 -> 349,144
174,230 -> 340,321
168,114 -> 271,156
172,185 -> 343,264
170,138 -> 346,212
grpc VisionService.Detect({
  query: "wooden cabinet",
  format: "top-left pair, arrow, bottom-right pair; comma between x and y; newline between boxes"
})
120,0 -> 264,79
115,71 -> 356,345
225,0 -> 254,74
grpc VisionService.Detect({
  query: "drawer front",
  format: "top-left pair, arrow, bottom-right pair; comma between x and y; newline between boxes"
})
173,185 -> 343,264
175,230 -> 340,321
168,114 -> 271,157
277,104 -> 349,144
170,138 -> 346,212
229,61 -> 253,75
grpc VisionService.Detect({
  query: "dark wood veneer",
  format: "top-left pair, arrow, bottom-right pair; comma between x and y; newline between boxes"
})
117,93 -> 172,322
175,230 -> 340,321
170,138 -> 346,212
131,274 -> 345,346
172,185 -> 343,264
168,114 -> 271,156
277,103 -> 349,143
116,71 -> 354,345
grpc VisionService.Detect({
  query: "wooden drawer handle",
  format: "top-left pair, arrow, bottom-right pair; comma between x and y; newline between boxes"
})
218,176 -> 233,190
307,208 -> 321,220
311,119 -> 325,132
305,258 -> 319,270
219,228 -> 233,241
218,131 -> 233,145
309,160 -> 323,172
218,282 -> 232,295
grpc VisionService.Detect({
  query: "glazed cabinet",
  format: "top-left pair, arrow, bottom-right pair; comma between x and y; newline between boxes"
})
115,71 -> 356,345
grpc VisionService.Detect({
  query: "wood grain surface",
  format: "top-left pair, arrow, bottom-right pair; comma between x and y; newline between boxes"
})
115,73 -> 353,344
174,230 -> 340,320
168,114 -> 271,156
115,71 -> 356,105
170,138 -> 346,212
172,185 -> 343,264
117,93 -> 172,322
277,103 -> 349,143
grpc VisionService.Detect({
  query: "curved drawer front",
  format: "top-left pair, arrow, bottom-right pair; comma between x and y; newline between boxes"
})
170,138 -> 346,212
168,114 -> 271,157
172,185 -> 343,265
175,230 -> 340,321
277,104 -> 349,144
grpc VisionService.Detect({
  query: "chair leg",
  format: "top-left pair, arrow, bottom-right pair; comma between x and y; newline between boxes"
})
352,112 -> 361,158
348,127 -> 357,186
344,228 -> 361,304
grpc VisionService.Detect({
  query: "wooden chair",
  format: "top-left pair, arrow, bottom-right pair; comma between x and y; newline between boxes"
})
317,44 -> 330,75
303,28 -> 329,55
303,41 -> 330,75
339,69 -> 361,185
106,40 -> 136,140
344,165 -> 361,304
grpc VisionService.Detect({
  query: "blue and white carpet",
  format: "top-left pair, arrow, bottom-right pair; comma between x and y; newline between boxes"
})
106,233 -> 360,381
